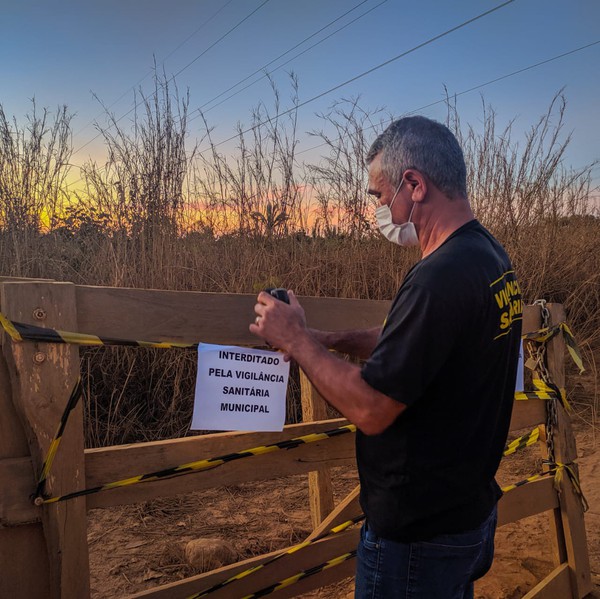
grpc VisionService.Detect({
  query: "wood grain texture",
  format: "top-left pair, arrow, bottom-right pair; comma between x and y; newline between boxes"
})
86,418 -> 350,481
126,528 -> 359,599
306,484 -> 361,543
1,281 -> 90,599
509,399 -> 547,432
85,425 -> 356,510
0,524 -> 51,599
74,285 -> 390,344
1,283 -> 589,599
0,351 -> 29,459
498,477 -> 559,526
0,286 -> 50,598
546,303 -> 591,597
522,564 -> 572,599
556,469 -> 593,597
522,304 -> 540,335
300,370 -> 335,529
0,456 -> 40,525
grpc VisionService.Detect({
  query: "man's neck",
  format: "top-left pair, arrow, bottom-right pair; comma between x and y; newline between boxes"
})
418,199 -> 475,258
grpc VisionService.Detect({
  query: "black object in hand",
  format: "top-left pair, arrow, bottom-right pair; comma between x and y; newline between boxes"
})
264,288 -> 290,304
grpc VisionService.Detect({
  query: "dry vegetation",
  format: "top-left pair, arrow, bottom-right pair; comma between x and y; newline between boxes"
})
0,78 -> 598,446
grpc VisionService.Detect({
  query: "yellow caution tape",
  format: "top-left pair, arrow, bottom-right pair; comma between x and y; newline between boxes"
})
0,311 -> 196,349
532,378 -> 571,412
40,423 -> 357,504
552,461 -> 589,512
503,428 -> 540,457
514,390 -> 556,401
240,550 -> 356,599
0,310 -> 584,376
523,322 -> 585,374
560,323 -> 585,374
33,379 -> 83,501
501,470 -> 555,493
0,312 -> 23,341
188,515 -> 364,599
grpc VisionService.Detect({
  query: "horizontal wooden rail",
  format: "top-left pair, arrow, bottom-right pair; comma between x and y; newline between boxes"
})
498,477 -> 558,526
86,418 -> 349,481
72,285 -> 391,345
1,420 -> 356,519
86,421 -> 356,509
3,404 -> 553,523
126,475 -> 559,599
127,528 -> 359,599
509,399 -> 546,432
2,282 -> 541,347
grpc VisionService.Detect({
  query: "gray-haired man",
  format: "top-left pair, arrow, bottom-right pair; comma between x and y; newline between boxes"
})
251,116 -> 522,598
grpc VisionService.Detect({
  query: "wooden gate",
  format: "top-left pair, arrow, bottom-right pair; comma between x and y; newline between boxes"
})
0,278 -> 592,598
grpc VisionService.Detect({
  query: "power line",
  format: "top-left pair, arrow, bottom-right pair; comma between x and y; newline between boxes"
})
171,0 -> 271,80
194,0 -> 380,115
72,0 -> 236,139
194,0 -> 516,156
66,39 -> 600,193
66,0 -> 514,187
71,0 -> 271,157
296,39 -> 600,156
161,0 -> 237,66
65,1 -> 375,186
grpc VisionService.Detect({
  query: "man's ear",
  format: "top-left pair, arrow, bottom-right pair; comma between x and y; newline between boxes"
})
403,169 -> 427,203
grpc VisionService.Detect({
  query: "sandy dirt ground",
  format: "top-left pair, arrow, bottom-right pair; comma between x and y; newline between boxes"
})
88,423 -> 599,599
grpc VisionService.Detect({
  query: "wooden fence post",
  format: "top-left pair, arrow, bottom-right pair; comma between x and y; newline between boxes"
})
300,370 -> 335,529
527,304 -> 569,570
1,281 -> 90,599
545,304 -> 592,598
0,321 -> 51,598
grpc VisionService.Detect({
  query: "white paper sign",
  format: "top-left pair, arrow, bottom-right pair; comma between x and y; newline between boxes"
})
515,340 -> 524,392
191,343 -> 290,432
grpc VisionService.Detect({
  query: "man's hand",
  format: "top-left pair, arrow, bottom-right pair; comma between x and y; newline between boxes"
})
250,290 -> 307,359
250,290 -> 404,434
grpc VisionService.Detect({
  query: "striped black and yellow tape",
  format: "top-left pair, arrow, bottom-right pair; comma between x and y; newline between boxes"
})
33,378 -> 83,501
501,469 -> 555,493
522,324 -> 561,344
0,313 -> 584,375
41,423 -> 357,504
191,468 -> 563,598
560,323 -> 585,374
240,550 -> 357,599
552,461 -> 589,512
523,322 -> 585,374
515,378 -> 566,404
188,515 -> 364,599
503,427 -> 540,457
6,307 -> 578,504
514,390 -> 557,401
0,311 -> 195,349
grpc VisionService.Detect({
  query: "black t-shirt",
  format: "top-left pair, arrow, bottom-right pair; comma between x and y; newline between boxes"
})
359,219 -> 522,542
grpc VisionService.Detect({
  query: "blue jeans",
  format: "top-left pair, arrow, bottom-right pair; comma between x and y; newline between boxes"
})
355,505 -> 497,598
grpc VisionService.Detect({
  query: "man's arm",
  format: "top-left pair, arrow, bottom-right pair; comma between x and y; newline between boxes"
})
251,291 -> 405,435
309,327 -> 381,360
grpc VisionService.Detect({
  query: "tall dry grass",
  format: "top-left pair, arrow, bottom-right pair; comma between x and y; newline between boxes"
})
0,80 -> 597,445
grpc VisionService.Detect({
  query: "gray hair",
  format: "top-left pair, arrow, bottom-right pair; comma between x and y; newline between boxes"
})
367,116 -> 467,199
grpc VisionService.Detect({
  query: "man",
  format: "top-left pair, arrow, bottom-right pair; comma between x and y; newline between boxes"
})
250,116 -> 522,598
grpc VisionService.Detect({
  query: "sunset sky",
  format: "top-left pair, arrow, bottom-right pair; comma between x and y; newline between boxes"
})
2,0 -> 599,188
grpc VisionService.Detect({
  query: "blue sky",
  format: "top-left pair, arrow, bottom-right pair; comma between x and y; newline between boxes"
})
2,0 -> 599,185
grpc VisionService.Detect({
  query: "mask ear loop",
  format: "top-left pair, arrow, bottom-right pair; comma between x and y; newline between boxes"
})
389,178 -> 404,210
407,200 -> 416,223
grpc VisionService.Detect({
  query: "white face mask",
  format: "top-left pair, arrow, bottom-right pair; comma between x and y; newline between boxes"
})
375,179 -> 419,247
